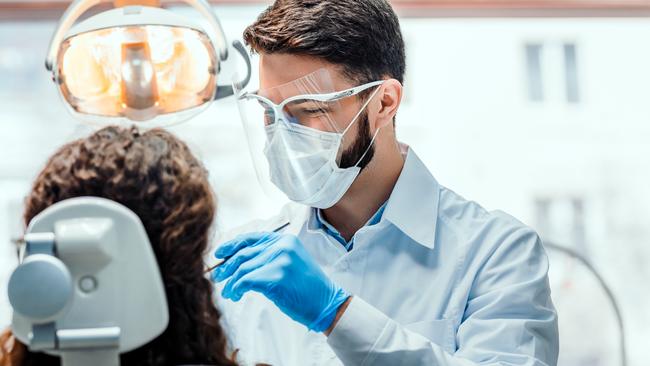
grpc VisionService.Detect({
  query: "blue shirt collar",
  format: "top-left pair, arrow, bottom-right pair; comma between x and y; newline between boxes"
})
313,202 -> 387,250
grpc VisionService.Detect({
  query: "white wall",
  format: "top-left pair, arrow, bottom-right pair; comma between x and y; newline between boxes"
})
396,18 -> 650,366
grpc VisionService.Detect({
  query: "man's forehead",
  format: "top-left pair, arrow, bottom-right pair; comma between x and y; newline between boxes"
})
258,70 -> 334,103
258,54 -> 346,92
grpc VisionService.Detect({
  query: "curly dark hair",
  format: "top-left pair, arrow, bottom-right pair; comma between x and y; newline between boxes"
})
2,126 -> 238,366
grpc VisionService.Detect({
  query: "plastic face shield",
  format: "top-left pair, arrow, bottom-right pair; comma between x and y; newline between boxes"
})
239,68 -> 343,132
233,68 -> 382,197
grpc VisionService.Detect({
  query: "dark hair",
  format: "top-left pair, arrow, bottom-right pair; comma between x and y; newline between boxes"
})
244,0 -> 406,86
4,126 -> 237,366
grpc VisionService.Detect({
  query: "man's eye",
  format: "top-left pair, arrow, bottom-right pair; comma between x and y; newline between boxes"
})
303,108 -> 327,115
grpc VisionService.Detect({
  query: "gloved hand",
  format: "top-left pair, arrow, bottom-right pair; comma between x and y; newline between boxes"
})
212,231 -> 350,332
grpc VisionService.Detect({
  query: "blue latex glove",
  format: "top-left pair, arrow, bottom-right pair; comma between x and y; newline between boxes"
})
212,232 -> 350,332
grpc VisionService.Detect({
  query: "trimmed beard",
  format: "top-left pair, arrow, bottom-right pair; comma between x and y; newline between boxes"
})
338,111 -> 375,170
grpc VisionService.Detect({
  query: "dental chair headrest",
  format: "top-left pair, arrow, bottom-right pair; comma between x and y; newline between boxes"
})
8,197 -> 168,366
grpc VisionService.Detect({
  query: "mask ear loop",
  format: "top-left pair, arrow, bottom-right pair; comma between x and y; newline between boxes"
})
337,85 -> 384,168
341,85 -> 383,137
354,124 -> 383,168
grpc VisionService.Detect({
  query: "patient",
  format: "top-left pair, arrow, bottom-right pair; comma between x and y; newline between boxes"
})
0,126 -> 238,366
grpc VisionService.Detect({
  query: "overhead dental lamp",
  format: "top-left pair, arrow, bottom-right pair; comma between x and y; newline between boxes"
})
45,0 -> 251,126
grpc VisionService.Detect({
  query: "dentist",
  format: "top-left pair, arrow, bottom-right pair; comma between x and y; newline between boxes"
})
212,1 -> 559,365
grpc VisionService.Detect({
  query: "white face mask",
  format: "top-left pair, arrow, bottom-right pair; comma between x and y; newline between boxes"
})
263,87 -> 382,209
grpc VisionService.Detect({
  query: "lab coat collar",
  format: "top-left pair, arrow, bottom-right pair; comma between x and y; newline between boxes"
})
382,146 -> 439,249
304,145 -> 439,250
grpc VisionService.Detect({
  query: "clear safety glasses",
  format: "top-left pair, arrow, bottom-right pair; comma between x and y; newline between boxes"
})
238,79 -> 384,133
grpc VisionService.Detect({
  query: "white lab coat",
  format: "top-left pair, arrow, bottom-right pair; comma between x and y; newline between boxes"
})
211,147 -> 558,366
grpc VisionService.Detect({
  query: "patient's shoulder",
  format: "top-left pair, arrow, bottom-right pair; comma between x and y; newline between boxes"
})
0,329 -> 25,366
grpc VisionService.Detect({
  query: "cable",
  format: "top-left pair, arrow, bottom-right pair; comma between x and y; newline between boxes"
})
544,241 -> 627,366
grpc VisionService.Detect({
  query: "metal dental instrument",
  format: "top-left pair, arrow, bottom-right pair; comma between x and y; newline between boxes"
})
205,221 -> 290,274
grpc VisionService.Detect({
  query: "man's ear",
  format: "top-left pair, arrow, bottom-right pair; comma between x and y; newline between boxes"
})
370,79 -> 402,130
